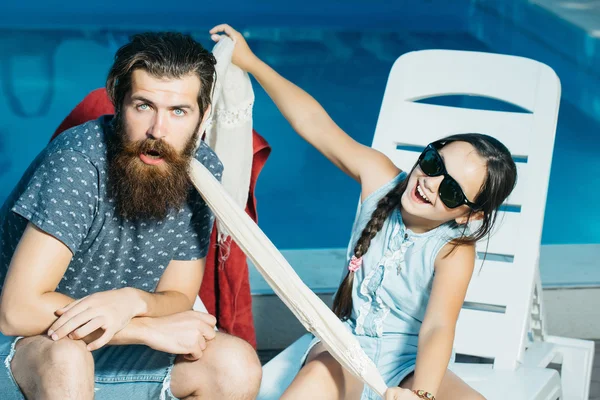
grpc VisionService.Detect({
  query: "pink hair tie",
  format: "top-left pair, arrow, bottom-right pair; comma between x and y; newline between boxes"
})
348,255 -> 363,272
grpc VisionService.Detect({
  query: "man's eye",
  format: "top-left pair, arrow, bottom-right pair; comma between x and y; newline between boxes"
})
174,109 -> 185,116
137,104 -> 149,111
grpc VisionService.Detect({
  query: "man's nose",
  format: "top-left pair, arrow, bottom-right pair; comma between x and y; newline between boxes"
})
147,112 -> 168,140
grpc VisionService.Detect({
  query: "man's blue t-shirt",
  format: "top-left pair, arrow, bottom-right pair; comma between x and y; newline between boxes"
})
0,116 -> 223,298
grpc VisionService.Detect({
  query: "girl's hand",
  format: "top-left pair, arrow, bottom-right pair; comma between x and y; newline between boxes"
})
209,24 -> 259,72
385,387 -> 421,400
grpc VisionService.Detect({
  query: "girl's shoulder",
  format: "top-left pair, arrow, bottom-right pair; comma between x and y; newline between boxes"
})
425,223 -> 473,271
350,171 -> 407,240
360,171 -> 407,210
359,153 -> 402,202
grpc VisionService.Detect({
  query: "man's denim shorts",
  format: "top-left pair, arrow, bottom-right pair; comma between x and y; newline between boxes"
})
0,333 -> 178,399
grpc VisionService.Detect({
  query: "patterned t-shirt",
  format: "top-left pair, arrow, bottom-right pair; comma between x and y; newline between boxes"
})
0,115 -> 223,299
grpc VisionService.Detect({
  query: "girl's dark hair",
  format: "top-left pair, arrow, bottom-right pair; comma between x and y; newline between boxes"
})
332,133 -> 518,320
106,32 -> 217,116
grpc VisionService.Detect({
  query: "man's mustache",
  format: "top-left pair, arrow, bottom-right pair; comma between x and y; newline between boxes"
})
123,138 -> 180,162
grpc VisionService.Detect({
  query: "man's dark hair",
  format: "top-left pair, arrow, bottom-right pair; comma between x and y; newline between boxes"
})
106,32 -> 217,116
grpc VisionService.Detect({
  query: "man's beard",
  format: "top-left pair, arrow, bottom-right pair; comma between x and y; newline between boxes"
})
107,116 -> 200,221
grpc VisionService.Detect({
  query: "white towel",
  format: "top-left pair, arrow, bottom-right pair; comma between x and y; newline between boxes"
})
200,36 -> 254,253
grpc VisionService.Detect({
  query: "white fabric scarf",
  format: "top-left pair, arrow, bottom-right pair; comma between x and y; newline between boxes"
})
201,37 -> 254,251
191,37 -> 388,397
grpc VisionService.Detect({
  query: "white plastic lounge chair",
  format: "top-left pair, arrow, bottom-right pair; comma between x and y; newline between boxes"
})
257,49 -> 595,400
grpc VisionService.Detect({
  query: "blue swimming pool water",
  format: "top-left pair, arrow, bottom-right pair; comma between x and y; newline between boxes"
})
0,1 -> 599,250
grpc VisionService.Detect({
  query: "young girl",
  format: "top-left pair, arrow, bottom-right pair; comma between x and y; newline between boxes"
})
210,25 -> 517,400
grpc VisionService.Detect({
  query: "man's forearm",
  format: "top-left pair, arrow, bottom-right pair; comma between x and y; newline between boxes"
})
131,288 -> 194,318
100,289 -> 195,347
0,292 -> 74,337
1,287 -> 193,339
104,316 -> 153,346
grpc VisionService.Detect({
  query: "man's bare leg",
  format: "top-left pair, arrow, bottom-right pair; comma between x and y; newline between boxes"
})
10,336 -> 95,400
169,332 -> 262,400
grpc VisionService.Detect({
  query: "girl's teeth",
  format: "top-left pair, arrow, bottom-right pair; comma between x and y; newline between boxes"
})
417,184 -> 430,203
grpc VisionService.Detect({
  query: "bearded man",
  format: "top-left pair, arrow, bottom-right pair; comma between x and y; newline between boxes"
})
0,31 -> 262,400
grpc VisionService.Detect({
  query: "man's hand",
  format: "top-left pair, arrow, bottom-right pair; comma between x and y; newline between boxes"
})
143,311 -> 217,360
384,388 -> 421,400
47,288 -> 143,350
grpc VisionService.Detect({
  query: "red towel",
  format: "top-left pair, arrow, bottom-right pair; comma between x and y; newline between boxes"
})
52,88 -> 270,348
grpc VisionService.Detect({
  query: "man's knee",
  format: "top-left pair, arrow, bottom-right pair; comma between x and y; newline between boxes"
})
10,335 -> 94,399
215,336 -> 262,386
14,335 -> 93,374
201,334 -> 262,398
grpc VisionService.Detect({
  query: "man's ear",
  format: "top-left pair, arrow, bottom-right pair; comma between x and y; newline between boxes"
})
455,210 -> 484,225
198,104 -> 212,134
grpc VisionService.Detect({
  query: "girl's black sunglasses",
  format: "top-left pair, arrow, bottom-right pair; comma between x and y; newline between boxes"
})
417,143 -> 479,210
